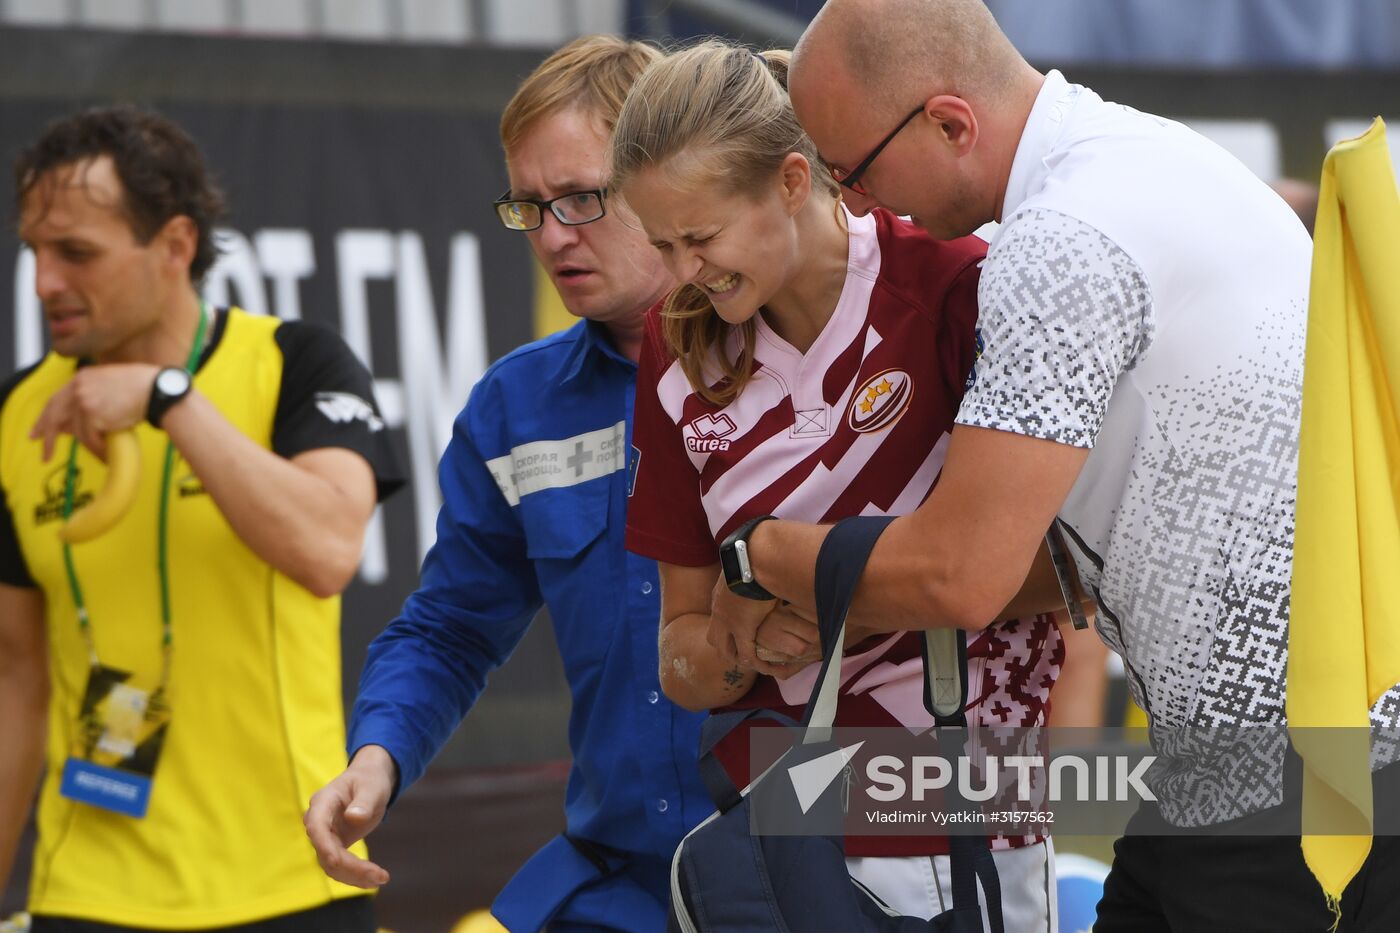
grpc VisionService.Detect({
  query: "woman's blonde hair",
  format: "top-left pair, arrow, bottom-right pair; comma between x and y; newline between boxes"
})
610,40 -> 840,405
500,35 -> 663,157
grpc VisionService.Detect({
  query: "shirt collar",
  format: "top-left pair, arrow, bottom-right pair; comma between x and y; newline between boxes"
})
556,318 -> 635,386
1001,70 -> 1083,220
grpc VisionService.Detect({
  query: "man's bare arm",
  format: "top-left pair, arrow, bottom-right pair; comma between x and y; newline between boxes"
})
0,583 -> 47,892
708,426 -> 1089,666
30,364 -> 379,598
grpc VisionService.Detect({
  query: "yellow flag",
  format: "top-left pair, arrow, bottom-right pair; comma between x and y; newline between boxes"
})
1289,117 -> 1400,908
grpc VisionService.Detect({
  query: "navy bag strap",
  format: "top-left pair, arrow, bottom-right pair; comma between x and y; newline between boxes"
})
925,637 -> 1001,932
697,707 -> 801,813
814,516 -> 1004,933
803,514 -> 898,732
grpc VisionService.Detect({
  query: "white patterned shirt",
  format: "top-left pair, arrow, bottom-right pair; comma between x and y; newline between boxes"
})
957,70 -> 1319,823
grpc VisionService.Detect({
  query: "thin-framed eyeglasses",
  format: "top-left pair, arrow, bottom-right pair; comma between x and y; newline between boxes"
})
494,188 -> 608,231
828,106 -> 924,195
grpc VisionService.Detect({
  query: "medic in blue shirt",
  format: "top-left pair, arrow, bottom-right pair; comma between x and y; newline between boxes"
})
303,36 -> 711,933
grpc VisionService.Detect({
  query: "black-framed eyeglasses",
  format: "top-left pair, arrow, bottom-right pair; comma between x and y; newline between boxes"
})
828,106 -> 924,195
494,188 -> 608,231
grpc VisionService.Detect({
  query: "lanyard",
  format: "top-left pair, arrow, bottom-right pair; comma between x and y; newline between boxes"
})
60,303 -> 212,688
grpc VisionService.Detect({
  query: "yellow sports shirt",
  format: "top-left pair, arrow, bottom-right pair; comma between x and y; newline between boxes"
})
0,308 -> 400,929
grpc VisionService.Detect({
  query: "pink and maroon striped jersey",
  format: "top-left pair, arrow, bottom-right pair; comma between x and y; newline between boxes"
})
625,207 -> 1064,856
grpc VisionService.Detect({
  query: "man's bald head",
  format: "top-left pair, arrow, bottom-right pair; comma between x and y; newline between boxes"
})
789,0 -> 1041,239
793,0 -> 1026,121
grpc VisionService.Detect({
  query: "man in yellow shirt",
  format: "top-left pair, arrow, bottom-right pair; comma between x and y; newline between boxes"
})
0,106 -> 401,931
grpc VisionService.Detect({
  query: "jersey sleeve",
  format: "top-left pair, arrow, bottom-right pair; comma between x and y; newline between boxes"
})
0,365 -> 37,588
271,321 -> 405,502
956,207 -> 1155,447
0,489 -> 34,587
625,315 -> 720,567
939,253 -> 984,402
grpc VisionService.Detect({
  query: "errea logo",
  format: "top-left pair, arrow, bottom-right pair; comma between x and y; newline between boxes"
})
315,392 -> 385,432
685,412 -> 737,453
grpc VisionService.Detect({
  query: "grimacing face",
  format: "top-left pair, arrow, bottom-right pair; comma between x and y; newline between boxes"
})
506,106 -> 673,326
18,156 -> 177,360
621,163 -> 803,329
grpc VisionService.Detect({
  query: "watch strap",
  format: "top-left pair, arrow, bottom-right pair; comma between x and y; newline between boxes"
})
147,367 -> 192,429
720,514 -> 777,600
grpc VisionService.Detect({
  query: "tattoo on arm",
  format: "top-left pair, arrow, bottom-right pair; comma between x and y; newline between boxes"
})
723,666 -> 745,688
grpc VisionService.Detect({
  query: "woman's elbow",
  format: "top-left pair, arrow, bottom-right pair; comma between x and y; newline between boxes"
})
659,657 -> 714,713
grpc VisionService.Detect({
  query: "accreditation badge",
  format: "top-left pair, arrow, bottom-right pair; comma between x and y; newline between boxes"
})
59,663 -> 171,818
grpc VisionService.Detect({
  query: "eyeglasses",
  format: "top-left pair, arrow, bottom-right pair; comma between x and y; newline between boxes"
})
494,188 -> 607,231
828,106 -> 924,195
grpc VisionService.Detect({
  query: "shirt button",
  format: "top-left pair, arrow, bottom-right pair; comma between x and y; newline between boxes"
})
656,798 -> 669,813
647,690 -> 659,704
641,581 -> 654,595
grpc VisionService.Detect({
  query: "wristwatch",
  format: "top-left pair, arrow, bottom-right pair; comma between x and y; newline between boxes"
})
719,515 -> 777,600
147,367 -> 193,428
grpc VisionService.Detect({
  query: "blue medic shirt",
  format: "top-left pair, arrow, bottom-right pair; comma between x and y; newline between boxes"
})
348,320 -> 710,928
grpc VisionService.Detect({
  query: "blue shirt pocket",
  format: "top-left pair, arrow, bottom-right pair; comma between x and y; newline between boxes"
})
518,479 -> 609,559
517,480 -> 615,670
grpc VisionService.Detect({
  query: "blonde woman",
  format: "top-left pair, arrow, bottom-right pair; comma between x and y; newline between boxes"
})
615,41 -> 1062,931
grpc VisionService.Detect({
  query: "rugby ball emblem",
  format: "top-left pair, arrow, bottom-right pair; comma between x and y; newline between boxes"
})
847,368 -> 913,433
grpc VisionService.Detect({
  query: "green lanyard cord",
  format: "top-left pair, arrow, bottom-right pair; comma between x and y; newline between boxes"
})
152,438 -> 178,692
60,440 -> 94,665
61,302 -> 212,689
